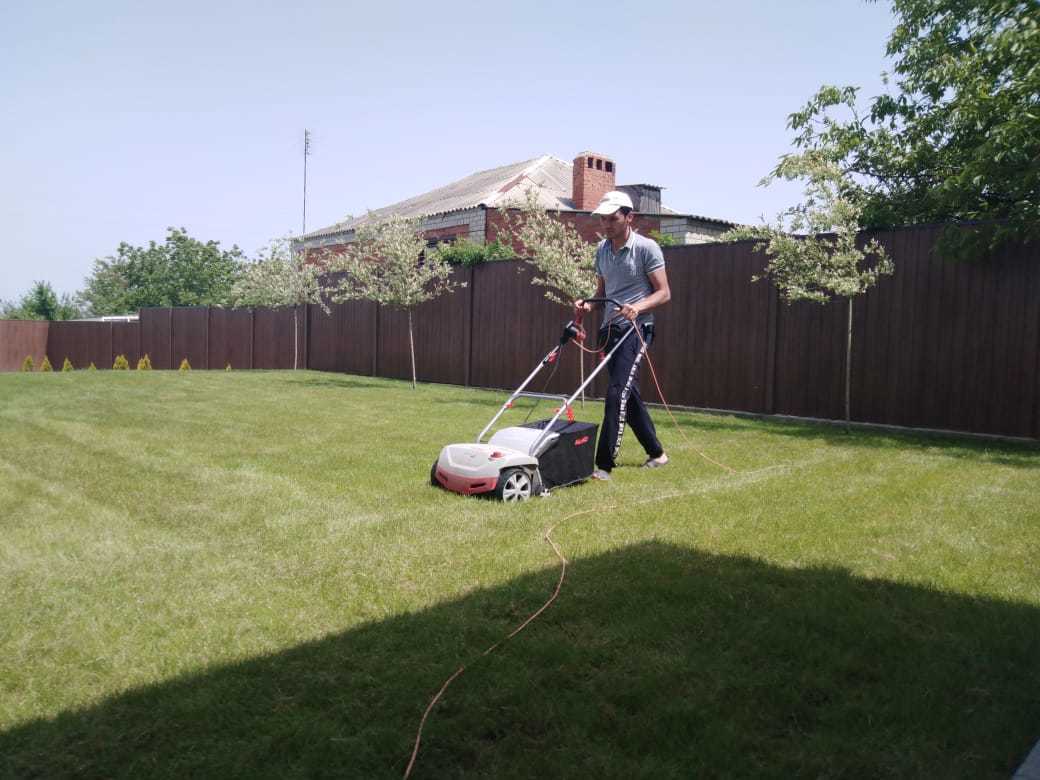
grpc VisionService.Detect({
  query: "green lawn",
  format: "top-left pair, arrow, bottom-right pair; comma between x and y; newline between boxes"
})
1,370 -> 1038,778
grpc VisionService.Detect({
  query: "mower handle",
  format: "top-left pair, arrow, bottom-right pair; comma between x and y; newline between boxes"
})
576,296 -> 622,309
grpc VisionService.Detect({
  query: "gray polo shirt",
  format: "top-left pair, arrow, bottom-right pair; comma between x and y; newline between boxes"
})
594,230 -> 665,326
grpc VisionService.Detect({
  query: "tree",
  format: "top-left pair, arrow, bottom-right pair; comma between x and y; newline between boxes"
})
80,228 -> 245,315
231,238 -> 331,370
780,0 -> 1040,257
1,281 -> 82,320
328,214 -> 462,389
722,152 -> 893,427
497,188 -> 600,402
498,188 -> 598,306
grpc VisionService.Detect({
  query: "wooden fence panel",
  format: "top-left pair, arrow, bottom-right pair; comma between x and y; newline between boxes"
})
253,307 -> 298,369
654,242 -> 772,412
772,294 -> 848,421
308,300 -> 376,375
47,322 -> 114,370
111,322 -> 142,367
140,309 -> 173,370
171,308 -> 209,369
468,262 -> 584,398
1,320 -> 49,370
209,308 -> 254,369
376,267 -> 472,386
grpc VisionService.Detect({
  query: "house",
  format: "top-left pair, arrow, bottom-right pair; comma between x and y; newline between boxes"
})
299,151 -> 734,254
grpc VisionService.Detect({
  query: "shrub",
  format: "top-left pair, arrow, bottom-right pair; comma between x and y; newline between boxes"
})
648,229 -> 677,247
225,363 -> 232,372
62,357 -> 74,372
20,356 -> 33,372
137,354 -> 152,371
39,356 -> 53,372
435,238 -> 515,266
113,354 -> 130,370
179,358 -> 191,372
88,362 -> 97,371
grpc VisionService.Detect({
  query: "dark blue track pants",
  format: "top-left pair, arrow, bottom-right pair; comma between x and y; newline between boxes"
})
595,323 -> 664,472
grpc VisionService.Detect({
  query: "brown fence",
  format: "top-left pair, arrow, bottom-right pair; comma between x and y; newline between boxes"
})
0,320 -> 50,370
20,225 -> 1040,439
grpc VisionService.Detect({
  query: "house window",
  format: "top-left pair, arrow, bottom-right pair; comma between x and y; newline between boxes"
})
605,161 -> 613,173
425,233 -> 461,248
595,159 -> 603,170
587,158 -> 594,168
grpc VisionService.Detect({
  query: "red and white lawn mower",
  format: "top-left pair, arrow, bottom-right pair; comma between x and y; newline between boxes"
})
430,298 -> 635,502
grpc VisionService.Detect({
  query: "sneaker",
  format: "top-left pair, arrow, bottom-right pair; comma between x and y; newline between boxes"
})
591,469 -> 612,481
642,454 -> 669,469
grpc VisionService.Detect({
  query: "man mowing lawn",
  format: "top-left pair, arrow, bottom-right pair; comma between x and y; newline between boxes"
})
577,190 -> 672,481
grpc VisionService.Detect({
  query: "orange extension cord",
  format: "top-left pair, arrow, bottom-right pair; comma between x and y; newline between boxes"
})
403,322 -> 735,777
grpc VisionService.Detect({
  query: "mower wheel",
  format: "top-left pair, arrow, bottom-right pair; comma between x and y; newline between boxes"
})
495,468 -> 533,503
430,461 -> 441,488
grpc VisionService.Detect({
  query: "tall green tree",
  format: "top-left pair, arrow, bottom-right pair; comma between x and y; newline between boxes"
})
328,215 -> 463,389
1,281 -> 82,320
780,0 -> 1040,256
80,228 -> 245,315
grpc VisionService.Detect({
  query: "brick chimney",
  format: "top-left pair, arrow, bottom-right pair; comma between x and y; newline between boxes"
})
572,151 -> 615,211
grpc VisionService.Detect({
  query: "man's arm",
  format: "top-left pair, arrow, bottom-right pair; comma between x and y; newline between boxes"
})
619,268 -> 671,321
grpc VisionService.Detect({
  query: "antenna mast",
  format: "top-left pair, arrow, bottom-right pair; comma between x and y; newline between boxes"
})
302,129 -> 312,235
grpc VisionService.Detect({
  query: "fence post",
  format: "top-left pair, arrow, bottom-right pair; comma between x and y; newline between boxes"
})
372,304 -> 379,377
168,309 -> 174,371
764,282 -> 778,415
205,307 -> 211,370
249,309 -> 255,370
108,322 -> 114,368
304,304 -> 311,370
465,265 -> 475,387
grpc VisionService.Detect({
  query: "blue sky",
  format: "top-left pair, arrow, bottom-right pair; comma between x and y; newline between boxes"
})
1,1 -> 896,303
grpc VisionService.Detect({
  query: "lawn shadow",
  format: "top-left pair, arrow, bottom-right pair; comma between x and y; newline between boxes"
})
5,544 -> 1037,778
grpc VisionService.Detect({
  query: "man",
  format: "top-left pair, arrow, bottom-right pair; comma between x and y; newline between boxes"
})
577,190 -> 671,481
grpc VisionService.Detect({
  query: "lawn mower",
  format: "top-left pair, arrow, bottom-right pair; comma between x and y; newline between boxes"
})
431,298 -> 635,502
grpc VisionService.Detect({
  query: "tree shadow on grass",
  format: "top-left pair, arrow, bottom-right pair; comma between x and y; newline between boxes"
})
6,544 -> 1037,779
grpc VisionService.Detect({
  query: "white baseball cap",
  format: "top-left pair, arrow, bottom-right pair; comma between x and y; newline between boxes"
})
591,190 -> 634,215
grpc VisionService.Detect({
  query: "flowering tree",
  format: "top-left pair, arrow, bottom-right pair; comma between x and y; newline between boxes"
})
723,152 -> 893,427
231,238 -> 331,369
499,188 -> 597,306
497,188 -> 600,400
328,214 -> 462,389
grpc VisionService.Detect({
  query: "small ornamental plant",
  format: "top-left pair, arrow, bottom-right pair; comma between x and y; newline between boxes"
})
113,354 -> 130,370
20,356 -> 34,372
88,362 -> 98,371
179,358 -> 191,372
225,363 -> 232,372
62,357 -> 74,372
137,354 -> 153,371
39,356 -> 53,372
